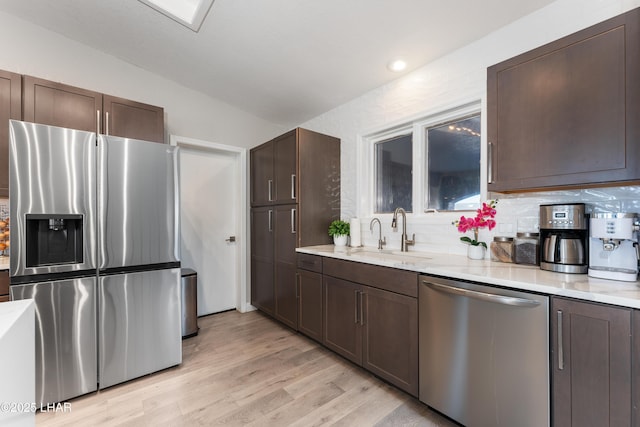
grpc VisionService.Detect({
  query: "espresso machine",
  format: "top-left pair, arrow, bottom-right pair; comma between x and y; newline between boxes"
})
588,212 -> 640,282
540,203 -> 589,274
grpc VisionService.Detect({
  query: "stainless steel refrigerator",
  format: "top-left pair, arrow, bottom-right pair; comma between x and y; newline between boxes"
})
8,120 -> 181,405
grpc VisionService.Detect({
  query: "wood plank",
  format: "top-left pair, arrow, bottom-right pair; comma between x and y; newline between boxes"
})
36,310 -> 449,426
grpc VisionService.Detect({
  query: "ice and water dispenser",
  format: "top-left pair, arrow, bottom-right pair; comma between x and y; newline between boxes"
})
25,214 -> 83,267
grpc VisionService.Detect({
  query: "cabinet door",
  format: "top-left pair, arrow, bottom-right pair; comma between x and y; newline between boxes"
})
323,275 -> 362,365
103,95 -> 164,143
274,130 -> 297,204
297,128 -> 340,248
362,286 -> 418,396
250,141 -> 274,206
23,76 -> 102,133
250,207 -> 274,315
274,204 -> 298,329
0,70 -> 21,197
552,297 -> 631,427
298,269 -> 323,342
487,10 -> 640,191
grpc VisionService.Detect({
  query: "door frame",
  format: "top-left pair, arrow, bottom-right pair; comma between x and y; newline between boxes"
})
170,135 -> 251,313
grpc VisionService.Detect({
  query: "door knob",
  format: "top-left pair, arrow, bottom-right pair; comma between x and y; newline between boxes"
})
225,236 -> 236,242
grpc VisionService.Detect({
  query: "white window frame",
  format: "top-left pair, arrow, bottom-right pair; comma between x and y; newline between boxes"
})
357,100 -> 483,218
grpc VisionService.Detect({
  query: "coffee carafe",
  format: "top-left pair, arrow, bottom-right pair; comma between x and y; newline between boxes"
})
540,203 -> 589,274
588,212 -> 640,282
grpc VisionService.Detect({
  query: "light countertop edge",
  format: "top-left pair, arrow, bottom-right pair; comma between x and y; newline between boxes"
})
297,245 -> 640,310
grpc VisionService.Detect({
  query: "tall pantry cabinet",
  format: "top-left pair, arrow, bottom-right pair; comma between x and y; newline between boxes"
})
250,128 -> 340,329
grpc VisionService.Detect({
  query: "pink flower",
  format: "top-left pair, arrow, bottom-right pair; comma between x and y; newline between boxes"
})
452,200 -> 498,247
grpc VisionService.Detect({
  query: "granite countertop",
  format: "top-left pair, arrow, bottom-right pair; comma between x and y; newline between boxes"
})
297,245 -> 640,310
0,256 -> 8,271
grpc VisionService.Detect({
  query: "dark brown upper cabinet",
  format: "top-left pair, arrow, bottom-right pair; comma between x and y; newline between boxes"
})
103,95 -> 164,143
250,130 -> 297,206
23,76 -> 164,143
487,8 -> 640,192
0,70 -> 21,197
23,76 -> 103,133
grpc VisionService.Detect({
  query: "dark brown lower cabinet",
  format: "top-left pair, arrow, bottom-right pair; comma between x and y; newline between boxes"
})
273,204 -> 298,329
362,285 -> 418,396
323,272 -> 419,396
324,276 -> 363,363
250,207 -> 274,315
297,268 -> 323,343
552,297 -> 632,427
274,263 -> 297,329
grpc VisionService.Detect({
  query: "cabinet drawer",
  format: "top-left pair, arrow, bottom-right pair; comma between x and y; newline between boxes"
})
297,253 -> 322,273
323,258 -> 417,298
0,294 -> 8,302
0,270 -> 8,295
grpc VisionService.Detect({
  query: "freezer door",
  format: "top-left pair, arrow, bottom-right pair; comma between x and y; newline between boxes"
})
97,135 -> 179,269
9,120 -> 97,277
10,277 -> 98,405
99,268 -> 182,389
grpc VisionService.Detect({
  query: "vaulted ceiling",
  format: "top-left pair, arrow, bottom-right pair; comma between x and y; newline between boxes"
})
0,0 -> 556,127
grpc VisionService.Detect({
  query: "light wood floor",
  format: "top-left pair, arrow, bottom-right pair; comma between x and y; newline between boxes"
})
37,310 -> 457,426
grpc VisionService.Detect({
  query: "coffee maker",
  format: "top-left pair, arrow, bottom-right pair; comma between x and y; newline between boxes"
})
540,203 -> 589,274
588,212 -> 640,282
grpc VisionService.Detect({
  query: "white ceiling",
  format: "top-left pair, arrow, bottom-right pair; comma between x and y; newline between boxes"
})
0,0 -> 556,127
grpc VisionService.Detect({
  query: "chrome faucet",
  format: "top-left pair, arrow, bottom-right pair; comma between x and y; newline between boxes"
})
369,217 -> 386,250
391,207 -> 415,252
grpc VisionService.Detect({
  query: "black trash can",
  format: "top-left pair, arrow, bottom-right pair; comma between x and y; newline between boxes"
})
181,268 -> 198,338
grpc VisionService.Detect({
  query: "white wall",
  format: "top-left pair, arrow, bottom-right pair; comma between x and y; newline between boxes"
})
0,11 -> 285,149
300,0 -> 640,256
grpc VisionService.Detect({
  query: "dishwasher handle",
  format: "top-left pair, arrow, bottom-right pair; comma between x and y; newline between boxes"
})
422,280 -> 541,307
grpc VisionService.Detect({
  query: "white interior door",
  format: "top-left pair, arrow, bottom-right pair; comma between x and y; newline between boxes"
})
177,140 -> 245,316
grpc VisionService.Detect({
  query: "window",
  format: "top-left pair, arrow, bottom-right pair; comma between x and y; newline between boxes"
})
426,115 -> 481,211
364,102 -> 481,215
374,133 -> 412,213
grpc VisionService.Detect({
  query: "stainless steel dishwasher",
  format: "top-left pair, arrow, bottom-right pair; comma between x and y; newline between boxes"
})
419,275 -> 549,427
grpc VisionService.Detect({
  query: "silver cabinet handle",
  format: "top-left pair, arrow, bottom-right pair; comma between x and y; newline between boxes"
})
96,109 -> 101,134
354,290 -> 359,323
557,310 -> 564,370
268,179 -> 273,202
422,280 -> 540,307
360,291 -> 364,325
268,209 -> 273,232
291,174 -> 296,199
296,273 -> 300,299
106,111 -> 110,136
291,208 -> 296,234
487,141 -> 494,184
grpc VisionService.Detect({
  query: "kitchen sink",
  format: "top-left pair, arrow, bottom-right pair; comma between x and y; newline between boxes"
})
349,248 -> 432,262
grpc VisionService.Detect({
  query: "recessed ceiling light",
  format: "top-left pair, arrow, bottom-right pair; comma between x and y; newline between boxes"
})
138,0 -> 215,32
387,59 -> 407,72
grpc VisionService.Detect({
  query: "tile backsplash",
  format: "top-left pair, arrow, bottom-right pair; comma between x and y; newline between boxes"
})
353,186 -> 640,257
